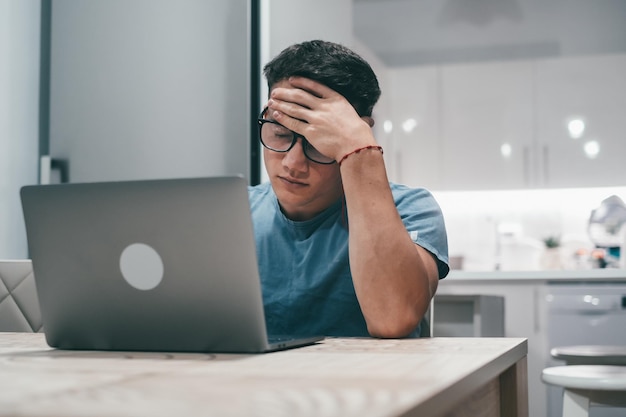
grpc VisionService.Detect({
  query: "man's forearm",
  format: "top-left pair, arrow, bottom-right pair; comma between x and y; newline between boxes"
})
339,148 -> 436,338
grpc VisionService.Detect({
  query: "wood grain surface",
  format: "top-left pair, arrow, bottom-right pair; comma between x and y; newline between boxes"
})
0,333 -> 527,417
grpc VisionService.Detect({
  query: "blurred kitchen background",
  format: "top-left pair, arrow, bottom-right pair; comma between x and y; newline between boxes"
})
349,5 -> 626,416
352,0 -> 626,272
435,187 -> 626,271
2,0 -> 626,270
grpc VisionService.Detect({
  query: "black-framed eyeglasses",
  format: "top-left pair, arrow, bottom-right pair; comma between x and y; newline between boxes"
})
257,107 -> 335,164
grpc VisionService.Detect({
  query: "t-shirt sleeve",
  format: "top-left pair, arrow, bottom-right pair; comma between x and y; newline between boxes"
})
392,183 -> 450,279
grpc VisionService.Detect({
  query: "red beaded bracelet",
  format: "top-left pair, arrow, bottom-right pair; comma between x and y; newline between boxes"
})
338,145 -> 383,166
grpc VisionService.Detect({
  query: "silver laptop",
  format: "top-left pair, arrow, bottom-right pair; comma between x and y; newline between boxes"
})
20,176 -> 322,353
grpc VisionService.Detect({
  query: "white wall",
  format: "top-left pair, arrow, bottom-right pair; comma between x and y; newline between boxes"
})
435,186 -> 626,271
0,0 -> 40,259
350,38 -> 394,180
264,0 -> 353,60
259,0 -> 354,182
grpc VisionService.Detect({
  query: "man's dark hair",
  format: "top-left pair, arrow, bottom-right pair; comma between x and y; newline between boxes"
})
263,40 -> 381,117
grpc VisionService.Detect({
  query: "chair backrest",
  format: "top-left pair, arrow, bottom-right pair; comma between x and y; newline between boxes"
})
419,298 -> 434,337
0,260 -> 43,332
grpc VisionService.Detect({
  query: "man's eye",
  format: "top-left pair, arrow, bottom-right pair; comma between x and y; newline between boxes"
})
273,133 -> 292,139
269,125 -> 291,137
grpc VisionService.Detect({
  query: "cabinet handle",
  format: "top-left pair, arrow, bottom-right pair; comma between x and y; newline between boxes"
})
543,145 -> 549,186
523,146 -> 530,186
40,155 -> 51,185
534,286 -> 540,333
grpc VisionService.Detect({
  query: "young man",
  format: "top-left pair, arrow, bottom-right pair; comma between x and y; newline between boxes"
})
249,40 -> 449,338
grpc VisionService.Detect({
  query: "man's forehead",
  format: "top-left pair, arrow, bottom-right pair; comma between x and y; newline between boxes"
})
269,79 -> 292,91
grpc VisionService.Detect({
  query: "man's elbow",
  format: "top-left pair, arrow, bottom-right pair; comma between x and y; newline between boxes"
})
366,311 -> 423,339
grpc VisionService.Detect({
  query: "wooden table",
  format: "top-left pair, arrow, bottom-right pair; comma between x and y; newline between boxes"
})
0,333 -> 528,417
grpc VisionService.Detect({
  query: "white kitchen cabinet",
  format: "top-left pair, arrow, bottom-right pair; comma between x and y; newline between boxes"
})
534,54 -> 626,188
439,60 -> 535,190
386,66 -> 442,189
388,53 -> 626,190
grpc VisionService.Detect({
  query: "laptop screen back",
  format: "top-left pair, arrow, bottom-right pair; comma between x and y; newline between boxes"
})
21,176 -> 274,353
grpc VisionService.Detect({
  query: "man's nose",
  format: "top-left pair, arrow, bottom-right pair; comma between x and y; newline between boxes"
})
282,137 -> 309,169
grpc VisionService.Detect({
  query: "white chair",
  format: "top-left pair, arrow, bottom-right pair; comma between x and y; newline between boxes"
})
418,298 -> 434,337
551,345 -> 626,366
0,260 -> 43,332
541,364 -> 626,417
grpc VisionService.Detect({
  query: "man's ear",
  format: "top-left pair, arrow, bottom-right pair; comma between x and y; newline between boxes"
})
362,116 -> 375,127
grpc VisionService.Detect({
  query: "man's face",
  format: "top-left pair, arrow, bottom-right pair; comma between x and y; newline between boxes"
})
263,80 -> 343,221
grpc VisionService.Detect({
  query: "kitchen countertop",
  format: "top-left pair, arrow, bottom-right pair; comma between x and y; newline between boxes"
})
445,268 -> 626,282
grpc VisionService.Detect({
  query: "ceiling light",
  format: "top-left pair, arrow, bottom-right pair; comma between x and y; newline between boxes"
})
500,143 -> 512,158
383,120 -> 393,134
584,140 -> 600,159
402,118 -> 418,133
567,118 -> 585,139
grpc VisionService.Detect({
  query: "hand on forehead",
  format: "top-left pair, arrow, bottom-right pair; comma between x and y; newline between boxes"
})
271,77 -> 338,102
267,76 -> 373,128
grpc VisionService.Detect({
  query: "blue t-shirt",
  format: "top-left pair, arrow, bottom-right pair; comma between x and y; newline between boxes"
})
248,182 -> 449,337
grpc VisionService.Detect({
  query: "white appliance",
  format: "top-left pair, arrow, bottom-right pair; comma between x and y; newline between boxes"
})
46,0 -> 254,184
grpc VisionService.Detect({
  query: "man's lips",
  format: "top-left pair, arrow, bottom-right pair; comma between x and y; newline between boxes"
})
278,176 -> 308,186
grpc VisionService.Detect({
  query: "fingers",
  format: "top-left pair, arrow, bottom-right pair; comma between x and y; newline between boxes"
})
267,97 -> 308,121
267,106 -> 306,134
268,77 -> 338,111
287,76 -> 335,99
268,89 -> 315,118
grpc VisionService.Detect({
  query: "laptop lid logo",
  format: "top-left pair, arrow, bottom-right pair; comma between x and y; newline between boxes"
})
119,243 -> 164,290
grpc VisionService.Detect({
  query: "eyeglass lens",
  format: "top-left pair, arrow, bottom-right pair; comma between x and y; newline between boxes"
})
259,120 -> 334,164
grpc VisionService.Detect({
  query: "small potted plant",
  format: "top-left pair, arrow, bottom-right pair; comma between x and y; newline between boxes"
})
541,235 -> 562,269
543,236 -> 561,249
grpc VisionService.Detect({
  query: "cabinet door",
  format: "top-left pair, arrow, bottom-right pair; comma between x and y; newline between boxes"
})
535,54 -> 626,188
386,66 -> 442,189
440,61 -> 534,190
